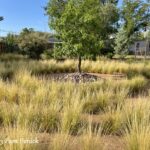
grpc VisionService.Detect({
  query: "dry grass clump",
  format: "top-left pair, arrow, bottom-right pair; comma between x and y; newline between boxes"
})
125,118 -> 150,150
50,123 -> 103,150
79,123 -> 103,150
0,53 -> 27,61
0,70 -> 147,129
114,76 -> 148,95
1,57 -> 150,79
124,100 -> 150,150
82,87 -> 128,114
0,66 -> 149,149
100,106 -> 123,135
122,98 -> 150,126
81,59 -> 150,77
49,133 -> 72,150
39,59 -> 150,78
60,95 -> 84,134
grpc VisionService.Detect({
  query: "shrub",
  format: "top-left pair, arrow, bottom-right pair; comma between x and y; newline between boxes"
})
18,31 -> 50,59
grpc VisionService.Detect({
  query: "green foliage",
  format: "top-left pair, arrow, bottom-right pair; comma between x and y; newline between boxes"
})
114,28 -> 129,57
101,39 -> 115,58
146,31 -> 150,40
115,0 -> 149,56
3,33 -> 19,53
100,0 -> 118,4
18,29 -> 50,59
122,0 -> 150,38
41,49 -> 54,60
20,28 -> 35,36
46,0 -> 119,71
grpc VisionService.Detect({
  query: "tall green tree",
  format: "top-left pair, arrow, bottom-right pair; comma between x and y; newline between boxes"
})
122,0 -> 149,38
114,28 -> 129,56
115,0 -> 150,55
46,0 -> 119,72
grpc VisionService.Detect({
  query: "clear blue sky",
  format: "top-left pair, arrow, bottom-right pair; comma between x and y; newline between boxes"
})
0,0 -> 123,36
0,0 -> 50,36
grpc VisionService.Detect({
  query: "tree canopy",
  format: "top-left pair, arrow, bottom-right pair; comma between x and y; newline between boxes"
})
46,0 -> 119,72
122,0 -> 150,38
18,28 -> 50,59
115,0 -> 150,56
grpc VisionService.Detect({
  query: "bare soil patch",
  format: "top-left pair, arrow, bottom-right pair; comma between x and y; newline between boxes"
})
37,133 -> 125,150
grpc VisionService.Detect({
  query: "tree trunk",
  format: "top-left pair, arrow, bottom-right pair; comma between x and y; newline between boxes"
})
78,55 -> 82,73
134,43 -> 137,59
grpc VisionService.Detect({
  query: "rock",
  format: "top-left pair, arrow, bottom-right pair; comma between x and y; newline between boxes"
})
63,73 -> 98,83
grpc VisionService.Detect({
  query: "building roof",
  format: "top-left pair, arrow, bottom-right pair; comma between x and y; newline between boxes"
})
48,37 -> 62,44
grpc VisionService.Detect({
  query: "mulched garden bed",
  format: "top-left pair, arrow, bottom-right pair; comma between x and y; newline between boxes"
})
40,73 -> 126,83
